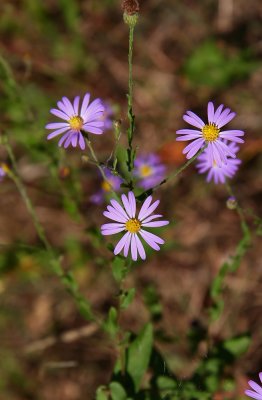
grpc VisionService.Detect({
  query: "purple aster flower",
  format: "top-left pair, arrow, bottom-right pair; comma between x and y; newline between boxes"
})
196,141 -> 241,184
245,372 -> 262,399
46,93 -> 105,150
101,191 -> 169,261
176,101 -> 244,166
90,168 -> 123,205
134,154 -> 166,189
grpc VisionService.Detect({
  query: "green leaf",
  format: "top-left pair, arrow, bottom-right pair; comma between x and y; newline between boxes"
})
103,307 -> 118,337
126,323 -> 153,392
109,382 -> 127,400
120,288 -> 136,310
112,256 -> 127,283
96,385 -> 109,400
223,334 -> 251,357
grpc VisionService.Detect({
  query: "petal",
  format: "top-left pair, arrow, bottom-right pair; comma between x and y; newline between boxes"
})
217,112 -> 236,128
140,229 -> 164,244
57,100 -> 70,116
176,129 -> 202,135
110,199 -> 129,220
80,93 -> 91,116
176,134 -> 203,141
62,96 -> 75,115
103,210 -> 126,223
215,108 -> 231,126
142,214 -> 163,223
139,200 -> 160,221
121,194 -> 133,218
207,102 -> 214,123
124,232 -> 132,257
139,230 -> 160,251
78,133 -> 86,150
58,132 -> 70,147
82,124 -> 104,135
135,235 -> 146,260
185,111 -> 205,128
131,235 -> 138,261
64,133 -> 73,148
183,138 -> 205,159
50,108 -> 69,120
114,232 -> 130,255
128,191 -> 136,218
82,99 -> 105,120
73,96 -> 80,115
142,220 -> 169,228
47,126 -> 69,139
101,227 -> 126,235
71,133 -> 78,147
249,381 -> 262,395
45,122 -> 69,129
107,205 -> 127,223
101,223 -> 125,230
183,114 -> 204,129
138,196 -> 153,220
244,390 -> 262,400
213,104 -> 224,123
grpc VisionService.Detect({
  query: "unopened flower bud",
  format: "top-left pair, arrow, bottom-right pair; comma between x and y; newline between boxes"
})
122,0 -> 139,15
226,196 -> 237,210
122,0 -> 139,27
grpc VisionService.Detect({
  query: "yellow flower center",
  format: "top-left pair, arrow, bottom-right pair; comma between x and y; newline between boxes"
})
140,164 -> 153,178
69,116 -> 84,131
202,123 -> 220,142
101,180 -> 112,192
125,218 -> 141,234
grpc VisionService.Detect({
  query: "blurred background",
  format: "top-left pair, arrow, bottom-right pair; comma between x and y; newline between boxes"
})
0,0 -> 261,398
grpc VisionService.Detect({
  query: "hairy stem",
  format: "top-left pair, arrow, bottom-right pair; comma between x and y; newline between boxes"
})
126,24 -> 135,176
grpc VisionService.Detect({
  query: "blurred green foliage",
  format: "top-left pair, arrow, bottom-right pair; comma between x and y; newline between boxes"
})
184,40 -> 258,88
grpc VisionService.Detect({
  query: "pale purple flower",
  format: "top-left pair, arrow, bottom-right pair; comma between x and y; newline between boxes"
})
134,154 -> 166,189
0,166 -> 6,181
101,191 -> 169,261
46,93 -> 105,150
196,141 -> 241,184
245,372 -> 262,399
176,101 -> 244,166
90,168 -> 123,205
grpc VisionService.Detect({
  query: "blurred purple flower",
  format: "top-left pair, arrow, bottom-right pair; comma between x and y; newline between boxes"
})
90,168 -> 123,205
196,141 -> 241,184
101,191 -> 169,261
0,166 -> 6,181
46,93 -> 105,150
134,154 -> 166,189
176,101 -> 244,166
101,102 -> 114,131
245,372 -> 262,399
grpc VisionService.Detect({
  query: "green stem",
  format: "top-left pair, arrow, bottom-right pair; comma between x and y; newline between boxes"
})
126,24 -> 135,176
5,140 -> 52,252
